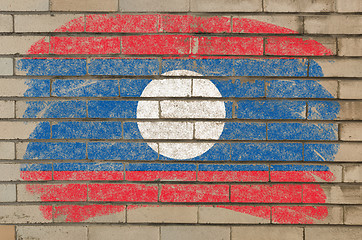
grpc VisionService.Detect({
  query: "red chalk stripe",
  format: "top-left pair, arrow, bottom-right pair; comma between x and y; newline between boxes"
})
25,184 -> 87,201
126,171 -> 196,181
54,171 -> 124,181
198,171 -> 269,182
50,37 -> 121,54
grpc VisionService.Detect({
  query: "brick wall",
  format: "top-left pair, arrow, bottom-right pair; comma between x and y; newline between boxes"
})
0,0 -> 361,239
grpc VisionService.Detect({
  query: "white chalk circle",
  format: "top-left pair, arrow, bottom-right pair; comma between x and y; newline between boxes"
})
137,70 -> 225,159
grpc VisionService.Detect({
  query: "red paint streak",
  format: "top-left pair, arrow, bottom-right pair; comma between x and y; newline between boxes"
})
159,15 -> 231,33
218,205 -> 271,220
266,37 -> 333,56
54,171 -> 124,181
231,184 -> 303,203
126,171 -> 196,181
271,171 -> 336,182
192,36 -> 263,55
160,184 -> 229,202
233,18 -> 298,34
122,35 -> 191,55
26,184 -> 87,201
20,171 -> 52,181
86,14 -> 158,33
272,206 -> 328,224
88,184 -> 158,202
55,17 -> 85,32
198,171 -> 269,182
50,37 -> 120,54
303,184 -> 327,203
27,38 -> 50,54
53,205 -> 126,222
39,205 -> 53,220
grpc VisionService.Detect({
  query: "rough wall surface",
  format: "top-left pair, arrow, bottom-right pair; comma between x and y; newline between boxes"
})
0,0 -> 361,239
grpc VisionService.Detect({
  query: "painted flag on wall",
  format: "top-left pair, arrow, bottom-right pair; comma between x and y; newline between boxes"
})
16,14 -> 340,224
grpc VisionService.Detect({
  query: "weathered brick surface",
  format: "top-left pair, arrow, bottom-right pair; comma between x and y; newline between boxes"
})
340,81 -> 362,99
161,226 -> 230,240
264,0 -> 335,12
345,206 -> 362,225
0,15 -> 13,32
0,142 -> 15,160
305,227 -> 362,240
15,15 -> 84,32
190,0 -> 262,12
338,38 -> 362,56
0,59 -> 13,76
0,164 -> 21,181
232,226 -> 303,240
0,205 -> 51,223
340,123 -> 362,141
0,185 -> 16,202
50,0 -> 118,11
310,59 -> 362,77
304,185 -> 362,204
120,0 -> 189,12
336,0 -> 362,12
0,225 -> 15,240
344,165 -> 362,183
17,226 -> 87,240
89,226 -> 159,240
305,16 -> 362,34
0,101 -> 14,118
0,36 -> 48,54
0,0 -> 49,11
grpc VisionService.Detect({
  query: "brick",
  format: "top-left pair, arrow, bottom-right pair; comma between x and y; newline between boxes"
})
233,15 -> 302,33
0,225 -> 15,240
339,38 -> 362,58
134,122 -> 193,139
50,37 -> 120,54
344,165 -> 362,182
16,101 -> 86,118
272,206 -> 343,224
89,226 -> 159,240
0,36 -> 48,54
305,16 -> 362,34
0,122 -> 50,139
345,206 -> 362,225
17,184 -> 87,202
232,226 -> 303,240
310,59 -> 362,77
0,79 -> 50,97
341,123 -> 362,141
339,102 -> 362,120
304,185 -> 362,204
127,205 -> 197,223
0,185 -> 16,202
264,0 -> 334,12
305,227 -> 362,240
52,122 -> 123,139
0,142 -> 15,160
337,0 -> 362,12
120,0 -> 189,12
340,81 -> 362,99
0,101 -> 14,118
51,0 -> 118,11
0,58 -> 13,76
190,0 -> 262,12
17,226 -> 87,240
0,164 -> 21,181
0,0 -> 48,11
0,205 -> 51,223
199,206 -> 270,224
15,15 -> 84,32
52,79 -> 117,97
161,226 -> 230,240
328,143 -> 362,162
0,15 -> 13,32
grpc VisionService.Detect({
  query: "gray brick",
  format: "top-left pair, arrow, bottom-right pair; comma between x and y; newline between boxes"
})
0,101 -> 15,118
191,0 -> 262,12
0,0 -> 49,11
0,142 -> 15,160
338,38 -> 362,56
305,16 -> 362,34
0,36 -> 48,54
305,227 -> 362,240
0,205 -> 51,223
51,0 -> 118,11
336,0 -> 362,12
0,15 -> 13,32
316,185 -> 362,204
0,184 -> 16,202
232,226 -> 303,240
161,226 -> 230,240
341,123 -> 362,141
264,0 -> 335,12
344,165 -> 362,183
0,58 -> 13,76
311,59 -> 362,77
89,226 -> 159,240
345,206 -> 362,225
340,81 -> 362,99
17,226 -> 87,240
120,0 -> 189,12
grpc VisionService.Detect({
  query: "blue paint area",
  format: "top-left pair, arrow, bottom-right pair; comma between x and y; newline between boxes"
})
266,80 -> 335,98
159,143 -> 230,161
52,122 -> 123,139
211,79 -> 265,98
89,58 -> 159,76
308,101 -> 340,120
225,101 -> 233,118
231,143 -> 303,161
126,163 -> 196,171
88,101 -> 137,118
52,80 -> 118,97
24,79 -> 50,97
162,59 -> 233,76
54,162 -> 124,171
199,164 -> 268,171
123,122 -> 142,139
22,101 -> 86,118
268,123 -> 338,141
271,164 -> 330,171
234,58 -> 308,77
16,59 -> 86,76
304,144 -> 339,162
22,142 -> 86,160
309,60 -> 324,77
29,122 -> 51,139
88,142 -> 158,160
21,164 -> 52,171
120,79 -> 151,97
220,122 -> 266,140
235,100 -> 306,119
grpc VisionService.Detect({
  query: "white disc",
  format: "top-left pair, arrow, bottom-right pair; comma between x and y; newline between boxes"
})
137,70 -> 225,159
